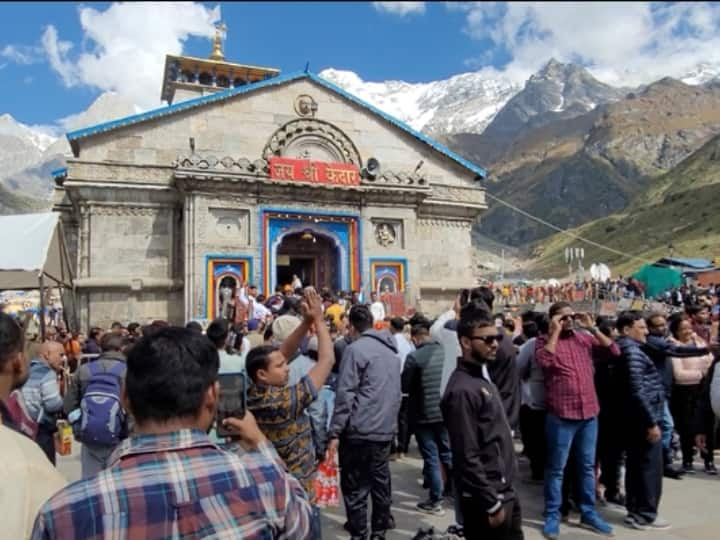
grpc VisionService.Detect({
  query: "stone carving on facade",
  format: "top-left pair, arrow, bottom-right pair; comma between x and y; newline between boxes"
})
417,218 -> 472,229
375,222 -> 397,247
261,119 -> 362,166
208,207 -> 250,244
293,94 -> 318,118
90,205 -> 172,216
363,170 -> 428,187
174,154 -> 269,175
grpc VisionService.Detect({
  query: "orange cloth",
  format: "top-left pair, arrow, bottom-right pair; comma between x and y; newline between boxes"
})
64,339 -> 81,359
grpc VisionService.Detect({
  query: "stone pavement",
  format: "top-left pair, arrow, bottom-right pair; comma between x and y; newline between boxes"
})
57,441 -> 719,539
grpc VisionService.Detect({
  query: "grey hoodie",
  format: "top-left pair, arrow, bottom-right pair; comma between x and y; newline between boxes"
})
329,329 -> 401,442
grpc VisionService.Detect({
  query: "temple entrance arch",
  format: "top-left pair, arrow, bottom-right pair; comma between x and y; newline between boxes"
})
262,209 -> 361,296
275,230 -> 340,291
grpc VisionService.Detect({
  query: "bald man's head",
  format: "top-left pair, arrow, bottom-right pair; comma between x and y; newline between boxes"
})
39,340 -> 65,372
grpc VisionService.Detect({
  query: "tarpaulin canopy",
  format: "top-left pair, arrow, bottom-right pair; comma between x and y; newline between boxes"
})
633,264 -> 683,298
0,212 -> 73,290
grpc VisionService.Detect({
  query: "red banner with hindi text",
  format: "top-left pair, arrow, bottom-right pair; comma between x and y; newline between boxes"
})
269,157 -> 360,187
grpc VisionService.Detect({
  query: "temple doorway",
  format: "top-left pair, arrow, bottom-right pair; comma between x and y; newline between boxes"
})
276,231 -> 340,291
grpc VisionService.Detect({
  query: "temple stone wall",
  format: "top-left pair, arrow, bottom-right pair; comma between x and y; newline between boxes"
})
74,79 -> 479,191
63,74 -> 486,325
84,290 -> 183,329
415,218 -> 475,316
89,208 -> 173,279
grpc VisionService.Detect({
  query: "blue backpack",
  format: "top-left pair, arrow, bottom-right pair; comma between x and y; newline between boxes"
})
78,361 -> 127,446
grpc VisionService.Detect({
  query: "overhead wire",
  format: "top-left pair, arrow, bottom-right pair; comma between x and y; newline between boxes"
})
481,189 -> 666,268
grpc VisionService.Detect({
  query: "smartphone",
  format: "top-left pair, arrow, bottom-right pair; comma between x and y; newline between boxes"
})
215,371 -> 248,439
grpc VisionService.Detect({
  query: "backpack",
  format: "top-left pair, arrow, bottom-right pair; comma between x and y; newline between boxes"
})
78,361 -> 126,446
4,389 -> 39,439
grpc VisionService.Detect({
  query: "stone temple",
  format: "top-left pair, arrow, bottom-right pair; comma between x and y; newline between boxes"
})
53,34 -> 487,329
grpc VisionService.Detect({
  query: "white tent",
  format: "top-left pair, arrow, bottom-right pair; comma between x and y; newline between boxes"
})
0,212 -> 73,290
0,212 -> 75,336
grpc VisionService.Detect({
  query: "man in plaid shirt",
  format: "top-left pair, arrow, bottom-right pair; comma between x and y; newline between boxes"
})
535,302 -> 620,540
32,327 -> 312,540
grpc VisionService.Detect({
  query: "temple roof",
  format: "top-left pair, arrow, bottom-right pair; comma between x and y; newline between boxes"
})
66,70 -> 487,178
159,54 -> 280,103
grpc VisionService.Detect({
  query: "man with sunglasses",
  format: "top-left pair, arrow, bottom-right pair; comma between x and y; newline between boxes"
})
536,302 -> 619,539
441,302 -> 523,540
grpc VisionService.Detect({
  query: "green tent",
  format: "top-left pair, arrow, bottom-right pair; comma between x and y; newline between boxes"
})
633,264 -> 683,297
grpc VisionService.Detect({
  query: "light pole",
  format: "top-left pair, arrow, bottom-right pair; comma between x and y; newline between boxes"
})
565,247 -> 585,282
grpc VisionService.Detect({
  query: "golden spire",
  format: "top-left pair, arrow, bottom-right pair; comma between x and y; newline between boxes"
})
209,23 -> 227,61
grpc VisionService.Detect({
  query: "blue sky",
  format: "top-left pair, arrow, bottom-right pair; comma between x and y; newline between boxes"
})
0,2 -> 488,127
1,2 -> 719,131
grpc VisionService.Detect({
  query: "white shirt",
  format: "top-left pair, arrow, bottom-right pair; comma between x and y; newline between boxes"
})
370,301 -> 386,322
252,301 -> 271,321
0,424 -> 67,538
393,333 -> 415,373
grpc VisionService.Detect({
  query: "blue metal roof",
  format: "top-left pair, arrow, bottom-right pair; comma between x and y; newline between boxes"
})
656,257 -> 714,269
65,71 -> 487,178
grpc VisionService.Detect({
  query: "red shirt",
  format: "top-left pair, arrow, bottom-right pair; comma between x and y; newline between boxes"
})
535,332 -> 620,420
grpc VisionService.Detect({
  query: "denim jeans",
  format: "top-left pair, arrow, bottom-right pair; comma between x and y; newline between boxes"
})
544,413 -> 599,521
659,400 -> 674,461
414,423 -> 452,503
311,504 -> 323,540
321,387 -> 335,431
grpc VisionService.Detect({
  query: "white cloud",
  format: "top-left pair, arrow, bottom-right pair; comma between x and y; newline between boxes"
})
372,2 -> 426,17
1,44 -> 44,65
454,2 -> 720,86
40,2 -> 221,109
41,25 -> 78,87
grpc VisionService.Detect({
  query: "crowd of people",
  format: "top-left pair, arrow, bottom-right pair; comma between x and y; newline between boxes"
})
1,282 -> 719,540
482,277 -> 649,307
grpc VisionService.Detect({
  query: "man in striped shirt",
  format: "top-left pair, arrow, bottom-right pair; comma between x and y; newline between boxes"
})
32,327 -> 312,540
535,302 -> 620,539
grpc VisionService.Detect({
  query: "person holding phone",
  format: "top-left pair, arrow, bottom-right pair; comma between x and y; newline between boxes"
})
34,327 -> 313,539
535,302 -> 619,539
246,287 -> 334,539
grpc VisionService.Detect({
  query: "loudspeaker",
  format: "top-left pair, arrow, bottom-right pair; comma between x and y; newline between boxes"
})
363,157 -> 381,179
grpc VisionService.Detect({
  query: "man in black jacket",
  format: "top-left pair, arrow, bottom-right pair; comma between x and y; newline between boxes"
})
617,312 -> 670,531
471,287 -> 520,430
644,313 -> 709,478
402,324 -> 451,516
441,302 -> 523,540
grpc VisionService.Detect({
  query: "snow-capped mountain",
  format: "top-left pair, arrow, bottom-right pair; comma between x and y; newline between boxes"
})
680,62 -> 720,86
481,59 -> 628,142
0,92 -> 137,200
319,68 -> 522,136
0,114 -> 57,152
0,115 -> 57,185
3,59 -> 720,212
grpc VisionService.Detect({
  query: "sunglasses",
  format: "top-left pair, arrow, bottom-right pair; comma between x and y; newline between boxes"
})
560,314 -> 579,322
469,334 -> 504,345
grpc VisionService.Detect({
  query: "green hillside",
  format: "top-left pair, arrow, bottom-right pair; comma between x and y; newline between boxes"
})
529,134 -> 720,277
